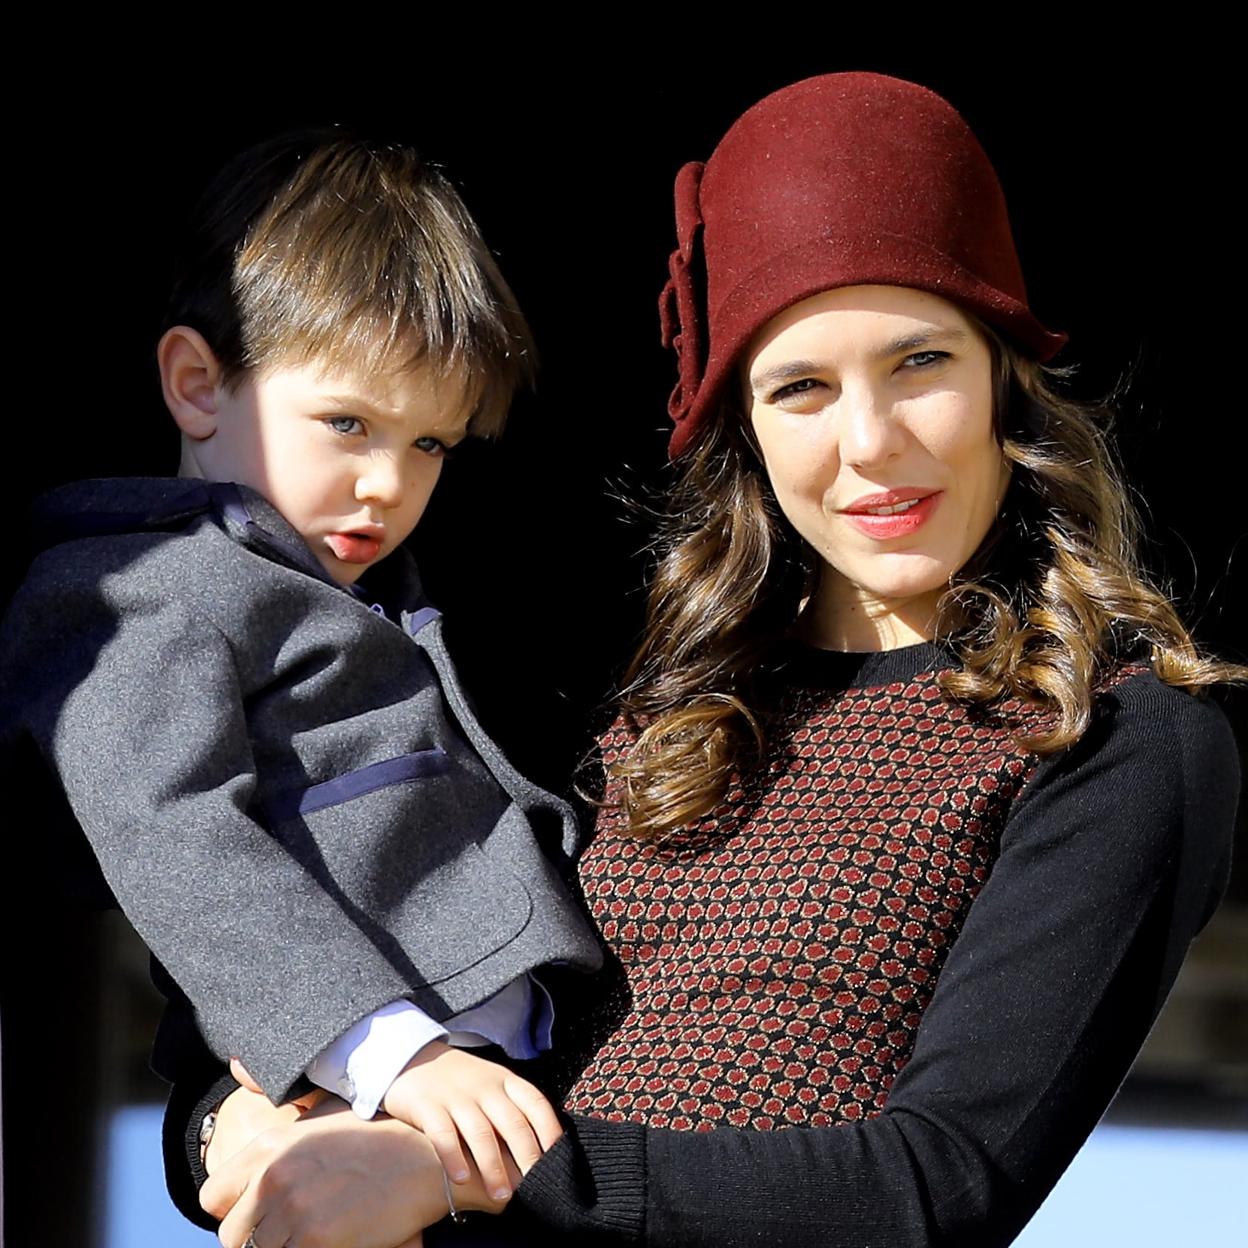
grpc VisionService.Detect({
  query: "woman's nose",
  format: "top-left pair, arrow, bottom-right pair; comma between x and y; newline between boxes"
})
355,455 -> 405,508
837,383 -> 906,468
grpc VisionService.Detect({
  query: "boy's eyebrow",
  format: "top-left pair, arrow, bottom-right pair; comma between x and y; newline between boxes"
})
321,391 -> 394,416
321,393 -> 469,434
322,394 -> 394,418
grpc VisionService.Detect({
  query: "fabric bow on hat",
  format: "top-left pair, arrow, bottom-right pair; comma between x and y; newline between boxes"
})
658,161 -> 707,438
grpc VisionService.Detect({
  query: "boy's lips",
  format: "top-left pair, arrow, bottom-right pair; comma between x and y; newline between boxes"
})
325,529 -> 384,564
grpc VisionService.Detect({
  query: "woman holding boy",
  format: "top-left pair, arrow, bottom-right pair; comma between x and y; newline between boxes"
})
179,74 -> 1240,1246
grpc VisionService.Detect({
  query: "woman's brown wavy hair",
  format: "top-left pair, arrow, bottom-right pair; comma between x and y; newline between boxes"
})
611,331 -> 1245,841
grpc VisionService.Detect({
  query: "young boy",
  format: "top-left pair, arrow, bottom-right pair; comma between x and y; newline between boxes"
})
0,131 -> 601,1203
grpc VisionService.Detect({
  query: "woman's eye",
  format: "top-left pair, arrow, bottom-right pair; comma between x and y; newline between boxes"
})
771,378 -> 821,403
326,416 -> 364,436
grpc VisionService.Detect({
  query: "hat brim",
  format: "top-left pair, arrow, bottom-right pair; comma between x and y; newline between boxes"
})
669,231 -> 1066,458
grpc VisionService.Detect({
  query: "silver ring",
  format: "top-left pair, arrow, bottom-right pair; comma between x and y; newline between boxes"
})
243,1234 -> 260,1248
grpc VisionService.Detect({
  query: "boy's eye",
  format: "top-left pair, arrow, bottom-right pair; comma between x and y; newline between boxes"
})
900,350 -> 950,369
326,416 -> 364,436
413,436 -> 450,457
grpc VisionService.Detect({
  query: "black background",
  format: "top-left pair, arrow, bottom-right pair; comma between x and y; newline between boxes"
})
11,52 -> 1244,775
4,43 -> 1245,1244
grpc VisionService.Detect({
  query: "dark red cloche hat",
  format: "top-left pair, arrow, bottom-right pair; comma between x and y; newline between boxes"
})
660,72 -> 1067,458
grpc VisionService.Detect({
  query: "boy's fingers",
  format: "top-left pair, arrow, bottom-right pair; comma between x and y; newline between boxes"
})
480,1094 -> 542,1174
503,1075 -> 564,1153
415,1104 -> 471,1184
229,1057 -> 264,1095
451,1105 -> 512,1200
291,1087 -> 329,1115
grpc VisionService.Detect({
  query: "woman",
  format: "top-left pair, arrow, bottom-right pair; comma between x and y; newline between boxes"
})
186,72 -> 1241,1247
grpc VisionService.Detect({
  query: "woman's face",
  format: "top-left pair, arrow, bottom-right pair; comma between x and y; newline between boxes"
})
744,285 -> 1007,648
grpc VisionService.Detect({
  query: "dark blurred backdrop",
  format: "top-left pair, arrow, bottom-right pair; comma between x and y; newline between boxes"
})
3,43 -> 1244,1246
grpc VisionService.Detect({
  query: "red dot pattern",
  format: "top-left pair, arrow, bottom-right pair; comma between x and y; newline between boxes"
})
563,670 -> 1041,1132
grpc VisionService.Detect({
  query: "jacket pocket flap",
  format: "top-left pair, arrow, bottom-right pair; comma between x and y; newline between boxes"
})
262,748 -> 451,824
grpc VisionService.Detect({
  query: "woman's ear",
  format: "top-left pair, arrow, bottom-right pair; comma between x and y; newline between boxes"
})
158,326 -> 223,440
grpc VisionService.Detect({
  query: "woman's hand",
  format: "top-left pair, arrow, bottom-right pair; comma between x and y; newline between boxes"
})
200,1095 -> 511,1248
204,1078 -> 325,1176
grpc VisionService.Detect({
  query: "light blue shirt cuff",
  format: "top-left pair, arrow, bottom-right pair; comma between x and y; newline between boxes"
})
444,972 -> 555,1060
305,1000 -> 447,1119
304,975 -> 556,1119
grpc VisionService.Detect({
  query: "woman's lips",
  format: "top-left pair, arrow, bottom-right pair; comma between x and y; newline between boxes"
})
839,490 -> 941,539
325,532 -> 383,564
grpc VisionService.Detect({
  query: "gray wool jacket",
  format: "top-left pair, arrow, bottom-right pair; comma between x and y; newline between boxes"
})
0,477 -> 602,1101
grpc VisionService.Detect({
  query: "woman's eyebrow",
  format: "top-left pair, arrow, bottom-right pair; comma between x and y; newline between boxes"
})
748,360 -> 824,393
748,327 -> 971,392
880,327 -> 969,357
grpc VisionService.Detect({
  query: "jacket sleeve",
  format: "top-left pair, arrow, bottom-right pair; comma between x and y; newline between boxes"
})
508,681 -> 1240,1247
4,565 -> 443,1103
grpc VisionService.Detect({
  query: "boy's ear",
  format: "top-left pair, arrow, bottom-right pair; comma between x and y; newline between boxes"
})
159,326 -> 224,440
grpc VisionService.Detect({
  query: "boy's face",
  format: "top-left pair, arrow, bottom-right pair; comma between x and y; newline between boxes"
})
185,358 -> 471,585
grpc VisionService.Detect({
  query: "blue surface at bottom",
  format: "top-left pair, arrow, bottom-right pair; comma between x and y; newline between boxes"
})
1014,1123 -> 1246,1246
105,1105 -> 213,1247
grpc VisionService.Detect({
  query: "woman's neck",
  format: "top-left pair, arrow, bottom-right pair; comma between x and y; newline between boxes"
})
797,580 -> 941,652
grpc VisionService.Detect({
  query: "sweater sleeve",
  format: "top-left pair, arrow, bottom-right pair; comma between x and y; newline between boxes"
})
2,560 -> 447,1103
509,679 -> 1240,1247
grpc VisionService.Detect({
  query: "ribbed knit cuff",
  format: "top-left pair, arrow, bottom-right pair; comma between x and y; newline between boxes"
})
508,1114 -> 646,1242
162,1070 -> 240,1231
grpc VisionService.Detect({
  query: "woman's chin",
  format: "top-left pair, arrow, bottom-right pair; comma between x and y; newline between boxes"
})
818,557 -> 954,618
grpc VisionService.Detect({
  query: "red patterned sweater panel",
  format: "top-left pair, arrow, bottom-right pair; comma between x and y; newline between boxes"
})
564,669 -> 1041,1131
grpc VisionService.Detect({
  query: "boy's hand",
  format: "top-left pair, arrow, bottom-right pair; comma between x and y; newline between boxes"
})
228,1056 -> 264,1095
381,1041 -> 561,1201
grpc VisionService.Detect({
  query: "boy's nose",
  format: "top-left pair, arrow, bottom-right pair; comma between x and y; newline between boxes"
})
356,455 -> 405,508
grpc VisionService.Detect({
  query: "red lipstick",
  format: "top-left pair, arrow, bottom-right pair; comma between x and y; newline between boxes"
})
839,489 -> 941,540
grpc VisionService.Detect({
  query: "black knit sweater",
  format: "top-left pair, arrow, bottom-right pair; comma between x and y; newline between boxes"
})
507,644 -> 1238,1246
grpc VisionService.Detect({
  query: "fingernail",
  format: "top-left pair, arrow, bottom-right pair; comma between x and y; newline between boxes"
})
451,1168 -> 469,1183
493,1186 -> 512,1201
